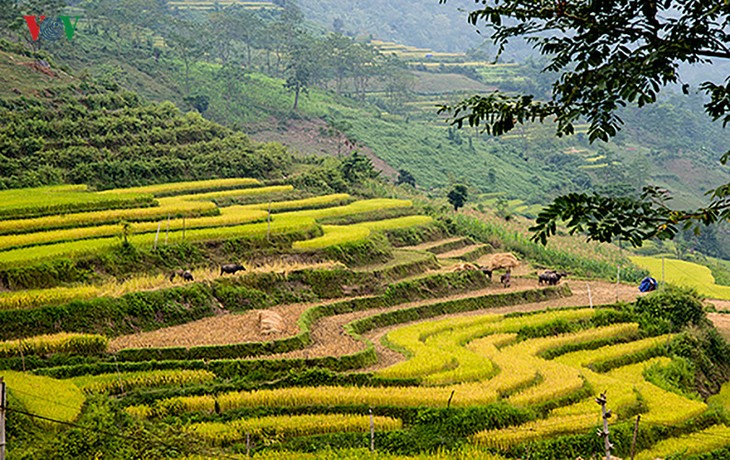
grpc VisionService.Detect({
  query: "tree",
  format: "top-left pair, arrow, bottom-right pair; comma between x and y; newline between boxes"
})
397,169 -> 416,187
340,153 -> 379,184
448,184 -> 468,212
166,18 -> 207,92
184,94 -> 209,114
439,0 -> 730,246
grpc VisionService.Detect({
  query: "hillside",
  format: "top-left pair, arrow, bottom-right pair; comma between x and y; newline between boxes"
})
0,3 -> 729,459
3,2 -> 727,218
0,176 -> 728,459
297,0 -> 483,53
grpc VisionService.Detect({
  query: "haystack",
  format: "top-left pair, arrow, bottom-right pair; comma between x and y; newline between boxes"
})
449,262 -> 480,272
487,253 -> 520,271
258,310 -> 284,335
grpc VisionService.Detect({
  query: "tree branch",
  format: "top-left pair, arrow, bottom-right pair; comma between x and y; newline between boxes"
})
696,50 -> 730,60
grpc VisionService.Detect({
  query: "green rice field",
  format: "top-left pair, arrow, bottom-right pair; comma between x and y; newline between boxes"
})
630,256 -> 730,300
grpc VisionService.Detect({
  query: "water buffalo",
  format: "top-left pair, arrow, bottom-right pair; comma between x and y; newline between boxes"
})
169,269 -> 194,282
475,264 -> 493,280
220,263 -> 246,275
538,270 -> 556,286
539,270 -> 567,286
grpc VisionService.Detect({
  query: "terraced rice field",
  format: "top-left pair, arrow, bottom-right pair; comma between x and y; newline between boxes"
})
631,256 -> 730,300
0,180 -> 428,268
117,293 -> 721,459
1,183 -> 727,459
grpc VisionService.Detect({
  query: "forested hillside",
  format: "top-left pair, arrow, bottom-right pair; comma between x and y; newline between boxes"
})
1,0 -> 728,254
297,0 -> 483,53
0,66 -> 292,190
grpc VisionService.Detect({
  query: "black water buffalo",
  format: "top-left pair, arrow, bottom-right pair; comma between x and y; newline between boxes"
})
476,264 -> 493,281
538,270 -> 556,285
220,263 -> 246,275
539,270 -> 567,286
169,269 -> 194,282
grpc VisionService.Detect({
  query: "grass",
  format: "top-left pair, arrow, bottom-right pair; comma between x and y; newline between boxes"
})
0,285 -> 101,310
635,424 -> 730,460
378,309 -> 595,382
241,194 -> 352,212
71,369 -> 215,394
708,381 -> 730,411
606,360 -> 707,425
630,256 -> 730,300
293,215 -> 433,249
184,447 -> 509,459
186,414 -> 401,444
0,206 -> 268,251
99,178 -> 261,197
0,185 -> 154,219
3,370 -> 85,423
0,212 -> 319,266
103,303 -> 714,452
0,196 -> 218,235
555,334 -> 674,368
170,185 -> 294,203
0,333 -> 108,357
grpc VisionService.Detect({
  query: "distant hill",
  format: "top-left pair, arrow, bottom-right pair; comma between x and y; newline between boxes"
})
298,0 -> 484,52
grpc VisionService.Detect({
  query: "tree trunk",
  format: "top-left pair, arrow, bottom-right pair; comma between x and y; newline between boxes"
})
184,57 -> 190,93
293,85 -> 300,111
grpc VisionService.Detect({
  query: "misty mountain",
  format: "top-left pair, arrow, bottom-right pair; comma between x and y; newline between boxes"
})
298,0 -> 484,52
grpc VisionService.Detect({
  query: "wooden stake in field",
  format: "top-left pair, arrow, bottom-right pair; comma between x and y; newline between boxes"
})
369,408 -> 374,452
0,377 -> 5,460
616,265 -> 620,303
595,392 -> 613,460
587,283 -> 593,308
154,221 -> 161,250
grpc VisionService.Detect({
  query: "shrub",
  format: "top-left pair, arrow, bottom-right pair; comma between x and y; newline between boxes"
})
635,285 -> 706,331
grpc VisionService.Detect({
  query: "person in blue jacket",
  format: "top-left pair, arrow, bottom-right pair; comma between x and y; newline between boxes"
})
639,277 -> 658,292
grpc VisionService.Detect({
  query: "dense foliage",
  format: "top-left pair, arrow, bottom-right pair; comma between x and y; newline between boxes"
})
441,0 -> 730,246
0,85 -> 293,189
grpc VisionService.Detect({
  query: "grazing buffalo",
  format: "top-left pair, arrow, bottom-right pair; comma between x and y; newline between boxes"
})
220,263 -> 246,275
480,267 -> 493,281
538,270 -> 556,285
169,269 -> 194,282
475,264 -> 493,281
539,270 -> 567,286
500,271 -> 511,288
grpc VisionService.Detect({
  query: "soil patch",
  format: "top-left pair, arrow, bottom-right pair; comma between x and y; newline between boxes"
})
708,313 -> 730,341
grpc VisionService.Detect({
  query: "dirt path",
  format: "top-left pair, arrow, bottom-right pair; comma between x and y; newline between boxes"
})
261,279 -> 641,364
436,244 -> 487,259
111,277 -> 642,364
109,296 -> 363,351
708,313 -> 730,341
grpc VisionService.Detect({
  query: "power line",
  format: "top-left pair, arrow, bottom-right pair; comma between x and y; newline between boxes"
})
5,387 -> 83,411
